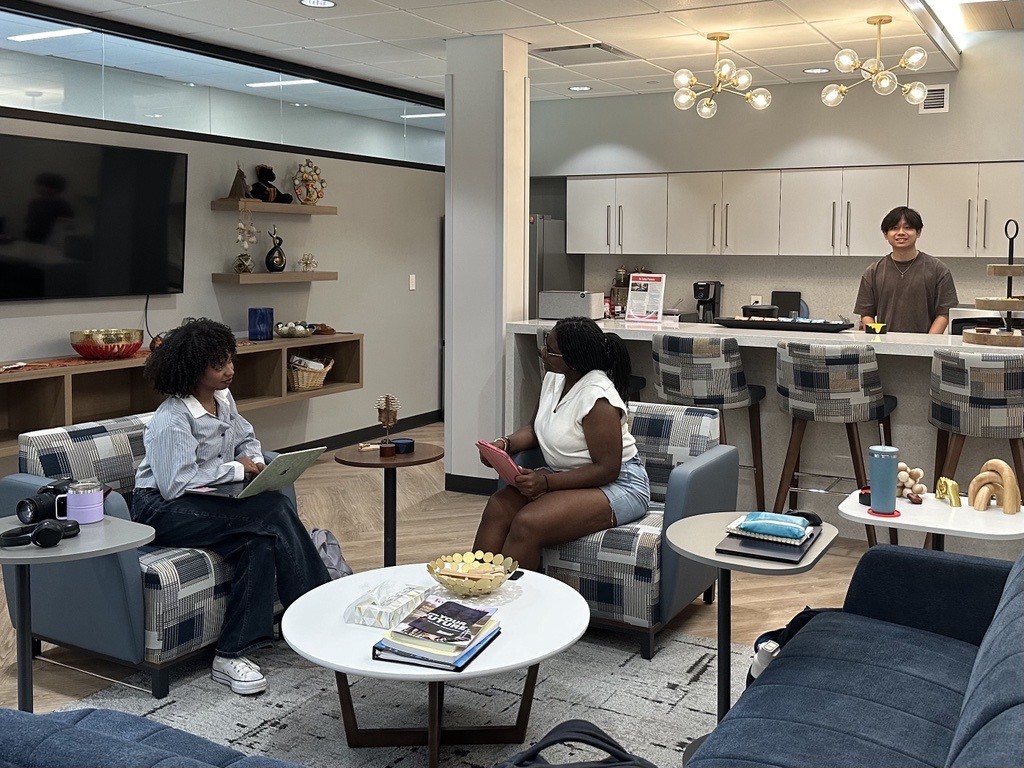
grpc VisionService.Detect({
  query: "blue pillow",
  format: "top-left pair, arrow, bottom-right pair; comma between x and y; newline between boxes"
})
738,512 -> 808,539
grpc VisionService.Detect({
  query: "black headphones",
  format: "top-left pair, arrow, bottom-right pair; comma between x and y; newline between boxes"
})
0,519 -> 80,548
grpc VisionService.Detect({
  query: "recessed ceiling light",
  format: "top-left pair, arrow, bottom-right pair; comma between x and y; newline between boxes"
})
8,28 -> 91,42
292,102 -> 310,107
400,112 -> 445,119
245,78 -> 317,88
144,114 -> 163,118
187,82 -> 196,87
300,0 -> 336,6
803,67 -> 830,74
568,85 -> 592,92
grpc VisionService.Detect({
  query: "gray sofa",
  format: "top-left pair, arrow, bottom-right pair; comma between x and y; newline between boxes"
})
689,545 -> 1024,768
0,707 -> 301,767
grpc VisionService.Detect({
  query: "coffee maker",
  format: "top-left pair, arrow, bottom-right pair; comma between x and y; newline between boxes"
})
694,281 -> 723,323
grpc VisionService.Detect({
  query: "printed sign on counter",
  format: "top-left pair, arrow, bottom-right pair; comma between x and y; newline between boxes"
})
625,273 -> 666,322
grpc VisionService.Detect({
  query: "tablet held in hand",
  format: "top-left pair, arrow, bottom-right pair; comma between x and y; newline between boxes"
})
475,440 -> 523,485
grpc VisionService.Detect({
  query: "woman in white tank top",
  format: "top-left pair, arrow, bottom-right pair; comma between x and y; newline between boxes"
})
473,317 -> 650,569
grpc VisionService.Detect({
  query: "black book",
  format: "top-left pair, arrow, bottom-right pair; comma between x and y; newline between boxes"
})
715,526 -> 821,564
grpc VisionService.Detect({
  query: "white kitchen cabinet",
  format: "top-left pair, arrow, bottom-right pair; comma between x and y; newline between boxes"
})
840,166 -> 909,257
722,170 -> 781,256
780,169 -> 843,256
909,164 -> 980,258
566,175 -> 667,255
977,162 -> 1024,259
566,176 -> 616,254
667,172 -> 723,255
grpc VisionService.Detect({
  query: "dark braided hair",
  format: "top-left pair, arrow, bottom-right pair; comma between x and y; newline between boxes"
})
144,317 -> 236,397
552,317 -> 632,401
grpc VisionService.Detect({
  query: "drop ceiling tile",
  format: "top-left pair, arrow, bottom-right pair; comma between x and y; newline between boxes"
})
185,27 -> 297,50
238,21 -> 371,47
41,0 -> 131,12
411,78 -> 444,95
614,33 -> 713,59
781,0 -> 913,24
669,1 -> 802,33
528,65 -> 586,84
812,16 -> 925,44
373,57 -> 448,76
531,89 -> 568,100
711,23 -> 831,50
273,46 -> 356,68
764,62 -> 845,82
322,12 -> 459,40
650,52 -> 748,72
734,65 -> 785,85
502,24 -> 598,47
602,73 -> 676,92
642,0 -> 761,10
248,0 -> 395,17
536,79 -> 631,96
310,40 -> 430,63
414,1 -> 553,33
529,55 -> 558,69
736,42 -> 838,67
567,13 -> 691,41
97,6 -> 212,36
158,0 -> 306,28
507,0 -> 657,23
389,36 -> 467,57
390,0 -> 492,7
570,59 -> 672,78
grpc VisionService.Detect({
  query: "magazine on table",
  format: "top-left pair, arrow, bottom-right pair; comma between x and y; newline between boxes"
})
372,624 -> 502,671
393,595 -> 496,647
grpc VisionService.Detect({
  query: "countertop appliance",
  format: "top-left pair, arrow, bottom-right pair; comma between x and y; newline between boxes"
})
528,215 -> 583,319
694,281 -> 723,323
538,291 -> 605,320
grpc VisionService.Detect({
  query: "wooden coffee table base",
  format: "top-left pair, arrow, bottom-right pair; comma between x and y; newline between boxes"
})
335,664 -> 540,768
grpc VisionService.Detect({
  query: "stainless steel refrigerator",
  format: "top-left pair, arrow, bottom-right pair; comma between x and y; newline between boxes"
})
528,215 -> 584,319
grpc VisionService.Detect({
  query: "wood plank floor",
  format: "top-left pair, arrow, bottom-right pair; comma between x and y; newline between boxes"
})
0,422 -> 867,713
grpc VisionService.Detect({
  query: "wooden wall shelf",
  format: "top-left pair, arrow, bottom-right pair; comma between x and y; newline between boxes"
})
210,198 -> 337,215
212,272 -> 338,285
0,334 -> 363,458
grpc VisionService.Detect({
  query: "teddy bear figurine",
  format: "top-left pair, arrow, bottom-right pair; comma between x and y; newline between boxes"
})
250,164 -> 293,204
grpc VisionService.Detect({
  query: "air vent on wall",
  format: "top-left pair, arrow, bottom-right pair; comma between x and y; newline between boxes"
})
530,43 -> 638,67
919,84 -> 949,114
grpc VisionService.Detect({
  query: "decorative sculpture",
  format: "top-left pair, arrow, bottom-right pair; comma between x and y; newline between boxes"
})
298,253 -> 318,272
896,462 -> 927,498
233,211 -> 257,273
967,459 -> 1021,515
293,158 -> 327,205
265,225 -> 286,272
227,163 -> 253,199
375,394 -> 401,443
935,476 -> 962,507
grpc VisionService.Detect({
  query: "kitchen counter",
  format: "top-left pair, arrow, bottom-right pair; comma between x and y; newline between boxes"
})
503,318 -> 1023,561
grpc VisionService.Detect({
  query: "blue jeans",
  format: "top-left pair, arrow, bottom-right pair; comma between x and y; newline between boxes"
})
132,488 -> 330,658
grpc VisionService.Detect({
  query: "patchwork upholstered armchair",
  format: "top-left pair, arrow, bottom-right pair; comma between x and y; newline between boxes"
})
519,402 -> 739,658
1,415 -> 289,697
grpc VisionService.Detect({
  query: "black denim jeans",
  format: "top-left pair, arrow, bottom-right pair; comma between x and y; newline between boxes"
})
132,488 -> 330,658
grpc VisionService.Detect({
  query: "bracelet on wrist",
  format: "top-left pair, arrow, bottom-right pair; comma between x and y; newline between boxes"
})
543,474 -> 550,492
496,436 -> 510,452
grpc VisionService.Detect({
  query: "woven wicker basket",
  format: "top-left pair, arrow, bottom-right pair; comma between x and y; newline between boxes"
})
287,357 -> 333,392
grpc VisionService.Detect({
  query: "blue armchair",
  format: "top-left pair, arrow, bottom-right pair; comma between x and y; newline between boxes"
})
515,402 -> 739,658
1,415 -> 292,698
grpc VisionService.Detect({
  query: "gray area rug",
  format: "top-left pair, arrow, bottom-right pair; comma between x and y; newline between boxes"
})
61,628 -> 751,767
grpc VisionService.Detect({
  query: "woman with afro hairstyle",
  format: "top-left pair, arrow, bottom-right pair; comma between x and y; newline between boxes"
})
473,316 -> 650,570
132,318 -> 329,695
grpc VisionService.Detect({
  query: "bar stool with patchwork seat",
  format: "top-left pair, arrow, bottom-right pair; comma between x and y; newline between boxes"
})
774,341 -> 898,547
929,348 -> 1024,548
652,334 -> 766,510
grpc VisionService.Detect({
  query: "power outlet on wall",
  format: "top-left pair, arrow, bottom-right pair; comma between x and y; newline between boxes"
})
750,294 -> 763,305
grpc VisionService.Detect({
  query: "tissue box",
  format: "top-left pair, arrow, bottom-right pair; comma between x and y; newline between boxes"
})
344,582 -> 437,629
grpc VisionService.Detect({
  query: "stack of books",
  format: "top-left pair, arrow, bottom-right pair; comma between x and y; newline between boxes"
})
372,595 -> 500,671
715,514 -> 821,564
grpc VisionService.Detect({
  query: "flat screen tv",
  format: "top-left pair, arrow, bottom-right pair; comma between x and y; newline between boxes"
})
0,133 -> 187,301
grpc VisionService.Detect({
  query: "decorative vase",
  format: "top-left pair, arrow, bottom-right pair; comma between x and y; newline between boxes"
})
248,307 -> 274,341
292,158 -> 327,206
265,226 -> 286,272
233,253 -> 255,273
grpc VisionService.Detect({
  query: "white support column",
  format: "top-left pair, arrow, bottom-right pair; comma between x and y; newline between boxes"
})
444,35 -> 529,489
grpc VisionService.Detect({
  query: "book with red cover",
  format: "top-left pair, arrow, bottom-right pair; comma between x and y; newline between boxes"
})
475,440 -> 523,485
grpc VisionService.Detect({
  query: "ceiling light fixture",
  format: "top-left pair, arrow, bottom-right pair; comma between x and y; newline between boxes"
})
821,16 -> 928,108
400,112 -> 446,119
300,0 -> 336,6
144,114 -> 163,118
567,85 -> 592,92
672,32 -> 771,118
803,67 -> 830,75
8,28 -> 92,42
245,78 -> 317,88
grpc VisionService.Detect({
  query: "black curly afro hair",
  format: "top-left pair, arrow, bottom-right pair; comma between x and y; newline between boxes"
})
144,317 -> 237,397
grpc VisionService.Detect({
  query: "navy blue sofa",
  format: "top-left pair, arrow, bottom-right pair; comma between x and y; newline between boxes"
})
0,708 -> 302,767
690,545 -> 1024,768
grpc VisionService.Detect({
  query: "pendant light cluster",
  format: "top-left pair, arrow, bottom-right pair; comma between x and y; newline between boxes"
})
672,32 -> 771,119
821,16 -> 928,108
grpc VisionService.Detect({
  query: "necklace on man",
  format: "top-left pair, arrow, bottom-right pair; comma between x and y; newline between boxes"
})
890,254 -> 918,279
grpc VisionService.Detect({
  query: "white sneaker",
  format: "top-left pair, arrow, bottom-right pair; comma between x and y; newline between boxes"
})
211,655 -> 267,695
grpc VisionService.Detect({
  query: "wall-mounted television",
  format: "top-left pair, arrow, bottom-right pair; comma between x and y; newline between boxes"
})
0,133 -> 187,301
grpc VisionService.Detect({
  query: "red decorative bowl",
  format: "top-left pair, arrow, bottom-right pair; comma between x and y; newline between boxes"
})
70,329 -> 144,360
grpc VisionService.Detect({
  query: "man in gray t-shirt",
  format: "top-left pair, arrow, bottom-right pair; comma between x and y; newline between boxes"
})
854,206 -> 958,334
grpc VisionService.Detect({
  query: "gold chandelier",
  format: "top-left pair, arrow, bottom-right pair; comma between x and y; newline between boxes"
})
672,32 -> 771,119
821,16 -> 928,108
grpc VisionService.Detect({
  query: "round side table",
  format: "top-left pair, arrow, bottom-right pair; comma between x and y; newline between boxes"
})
334,443 -> 444,567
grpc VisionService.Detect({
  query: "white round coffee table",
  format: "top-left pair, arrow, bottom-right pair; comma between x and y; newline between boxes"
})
282,563 -> 589,768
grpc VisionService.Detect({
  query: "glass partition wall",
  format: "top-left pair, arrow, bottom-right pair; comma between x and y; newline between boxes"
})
0,9 -> 444,166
